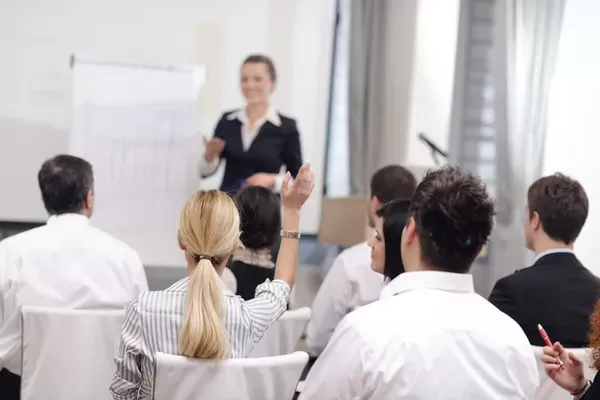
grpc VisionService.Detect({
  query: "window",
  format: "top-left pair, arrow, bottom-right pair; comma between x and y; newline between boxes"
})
324,0 -> 351,196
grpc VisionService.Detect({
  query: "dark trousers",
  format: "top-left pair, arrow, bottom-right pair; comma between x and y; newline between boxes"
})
0,368 -> 20,400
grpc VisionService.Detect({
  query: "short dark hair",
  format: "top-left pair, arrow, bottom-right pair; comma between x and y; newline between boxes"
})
235,186 -> 281,250
370,165 -> 417,204
409,166 -> 495,273
376,200 -> 410,281
527,173 -> 588,244
242,54 -> 277,82
38,154 -> 94,215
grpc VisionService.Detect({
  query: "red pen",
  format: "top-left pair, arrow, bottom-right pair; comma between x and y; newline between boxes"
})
538,324 -> 564,369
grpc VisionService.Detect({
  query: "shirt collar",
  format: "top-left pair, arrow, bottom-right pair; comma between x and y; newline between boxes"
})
533,248 -> 575,264
226,106 -> 281,127
46,213 -> 90,226
380,271 -> 475,300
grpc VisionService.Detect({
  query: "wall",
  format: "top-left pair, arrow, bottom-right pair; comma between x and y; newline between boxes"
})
543,0 -> 600,275
405,0 -> 460,167
0,0 -> 334,234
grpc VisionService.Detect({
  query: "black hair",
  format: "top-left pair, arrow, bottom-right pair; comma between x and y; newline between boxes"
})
527,173 -> 588,244
376,200 -> 411,281
38,154 -> 94,215
235,186 -> 281,250
370,165 -> 417,203
408,166 -> 495,273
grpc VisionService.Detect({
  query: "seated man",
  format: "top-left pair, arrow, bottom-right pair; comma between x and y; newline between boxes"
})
300,166 -> 538,399
305,165 -> 417,357
0,155 -> 148,399
489,173 -> 600,348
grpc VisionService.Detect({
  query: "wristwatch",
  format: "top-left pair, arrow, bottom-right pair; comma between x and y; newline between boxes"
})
571,379 -> 591,397
281,230 -> 301,239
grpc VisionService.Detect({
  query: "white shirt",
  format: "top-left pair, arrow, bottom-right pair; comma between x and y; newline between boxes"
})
199,107 -> 287,191
110,277 -> 290,400
300,271 -> 539,400
305,242 -> 384,356
533,248 -> 575,264
0,213 -> 148,374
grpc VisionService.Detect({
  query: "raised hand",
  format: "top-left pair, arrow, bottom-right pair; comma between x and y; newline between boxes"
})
203,137 -> 225,161
280,163 -> 315,210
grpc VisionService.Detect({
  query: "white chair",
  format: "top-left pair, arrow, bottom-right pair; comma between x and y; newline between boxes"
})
221,267 -> 237,294
153,351 -> 308,400
532,346 -> 597,400
20,306 -> 126,400
249,307 -> 311,358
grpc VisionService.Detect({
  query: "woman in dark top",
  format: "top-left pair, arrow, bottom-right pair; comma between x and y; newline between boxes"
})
541,299 -> 600,399
200,54 -> 303,194
230,186 -> 281,300
367,199 -> 411,282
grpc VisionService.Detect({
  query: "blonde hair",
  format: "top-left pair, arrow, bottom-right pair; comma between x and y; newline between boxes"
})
177,190 -> 240,359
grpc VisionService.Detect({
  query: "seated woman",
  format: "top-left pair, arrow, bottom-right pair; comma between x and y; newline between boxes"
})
110,164 -> 314,400
231,186 -> 281,301
541,299 -> 600,399
367,199 -> 411,286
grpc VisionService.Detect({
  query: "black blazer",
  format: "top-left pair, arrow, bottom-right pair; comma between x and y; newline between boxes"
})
489,252 -> 600,348
228,260 -> 275,301
583,372 -> 600,399
204,110 -> 303,193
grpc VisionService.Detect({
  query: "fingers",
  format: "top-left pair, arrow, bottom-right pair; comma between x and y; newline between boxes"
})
281,171 -> 291,193
543,346 -> 559,358
540,354 -> 561,364
544,363 -> 561,377
568,351 -> 583,367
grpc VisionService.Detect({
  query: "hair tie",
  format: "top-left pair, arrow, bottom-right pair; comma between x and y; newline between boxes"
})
193,254 -> 211,262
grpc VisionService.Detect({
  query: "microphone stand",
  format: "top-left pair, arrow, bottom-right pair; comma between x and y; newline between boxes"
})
418,133 -> 448,166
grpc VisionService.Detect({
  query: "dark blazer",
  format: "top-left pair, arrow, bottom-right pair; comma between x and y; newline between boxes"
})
229,260 -> 275,301
489,252 -> 600,348
582,372 -> 600,399
204,110 -> 303,194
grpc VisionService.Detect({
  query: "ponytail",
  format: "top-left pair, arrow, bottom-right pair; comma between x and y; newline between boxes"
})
179,259 -> 230,359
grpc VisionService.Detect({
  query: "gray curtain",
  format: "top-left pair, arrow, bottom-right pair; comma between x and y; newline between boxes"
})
348,0 -> 418,194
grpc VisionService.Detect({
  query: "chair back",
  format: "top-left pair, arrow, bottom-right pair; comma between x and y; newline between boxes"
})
249,307 -> 311,358
153,351 -> 308,400
532,346 -> 597,400
20,306 -> 126,400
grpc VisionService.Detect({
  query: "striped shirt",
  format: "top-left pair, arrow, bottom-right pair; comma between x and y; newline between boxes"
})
109,277 -> 290,400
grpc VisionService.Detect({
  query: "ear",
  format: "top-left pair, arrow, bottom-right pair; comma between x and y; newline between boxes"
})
178,242 -> 186,251
405,217 -> 417,245
85,190 -> 94,209
531,211 -> 542,231
371,196 -> 382,213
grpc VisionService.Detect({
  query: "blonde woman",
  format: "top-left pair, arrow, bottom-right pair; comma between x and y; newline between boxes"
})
110,164 -> 315,399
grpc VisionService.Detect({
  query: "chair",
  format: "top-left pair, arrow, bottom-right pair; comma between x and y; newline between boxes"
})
153,351 -> 309,400
249,307 -> 311,358
532,346 -> 597,400
20,306 -> 126,400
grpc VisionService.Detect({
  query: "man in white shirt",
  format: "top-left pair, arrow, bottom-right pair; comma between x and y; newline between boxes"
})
0,154 -> 148,398
300,166 -> 539,400
305,165 -> 417,357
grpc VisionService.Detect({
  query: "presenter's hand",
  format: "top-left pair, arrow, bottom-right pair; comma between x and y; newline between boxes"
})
541,342 -> 586,394
245,173 -> 277,189
204,137 -> 225,161
280,163 -> 314,210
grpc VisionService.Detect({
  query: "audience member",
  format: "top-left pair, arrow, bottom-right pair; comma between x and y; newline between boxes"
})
230,186 -> 281,300
300,166 -> 538,399
369,199 -> 411,298
305,165 -> 416,357
0,154 -> 148,400
541,299 -> 600,399
110,164 -> 314,400
489,173 -> 600,348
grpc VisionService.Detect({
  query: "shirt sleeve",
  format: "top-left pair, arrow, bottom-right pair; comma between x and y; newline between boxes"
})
243,280 -> 290,344
299,315 -> 366,400
110,297 -> 144,400
305,253 -> 352,356
199,156 -> 221,178
0,243 -> 19,371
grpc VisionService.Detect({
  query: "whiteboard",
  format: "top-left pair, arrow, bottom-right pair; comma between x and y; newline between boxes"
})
69,57 -> 204,267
